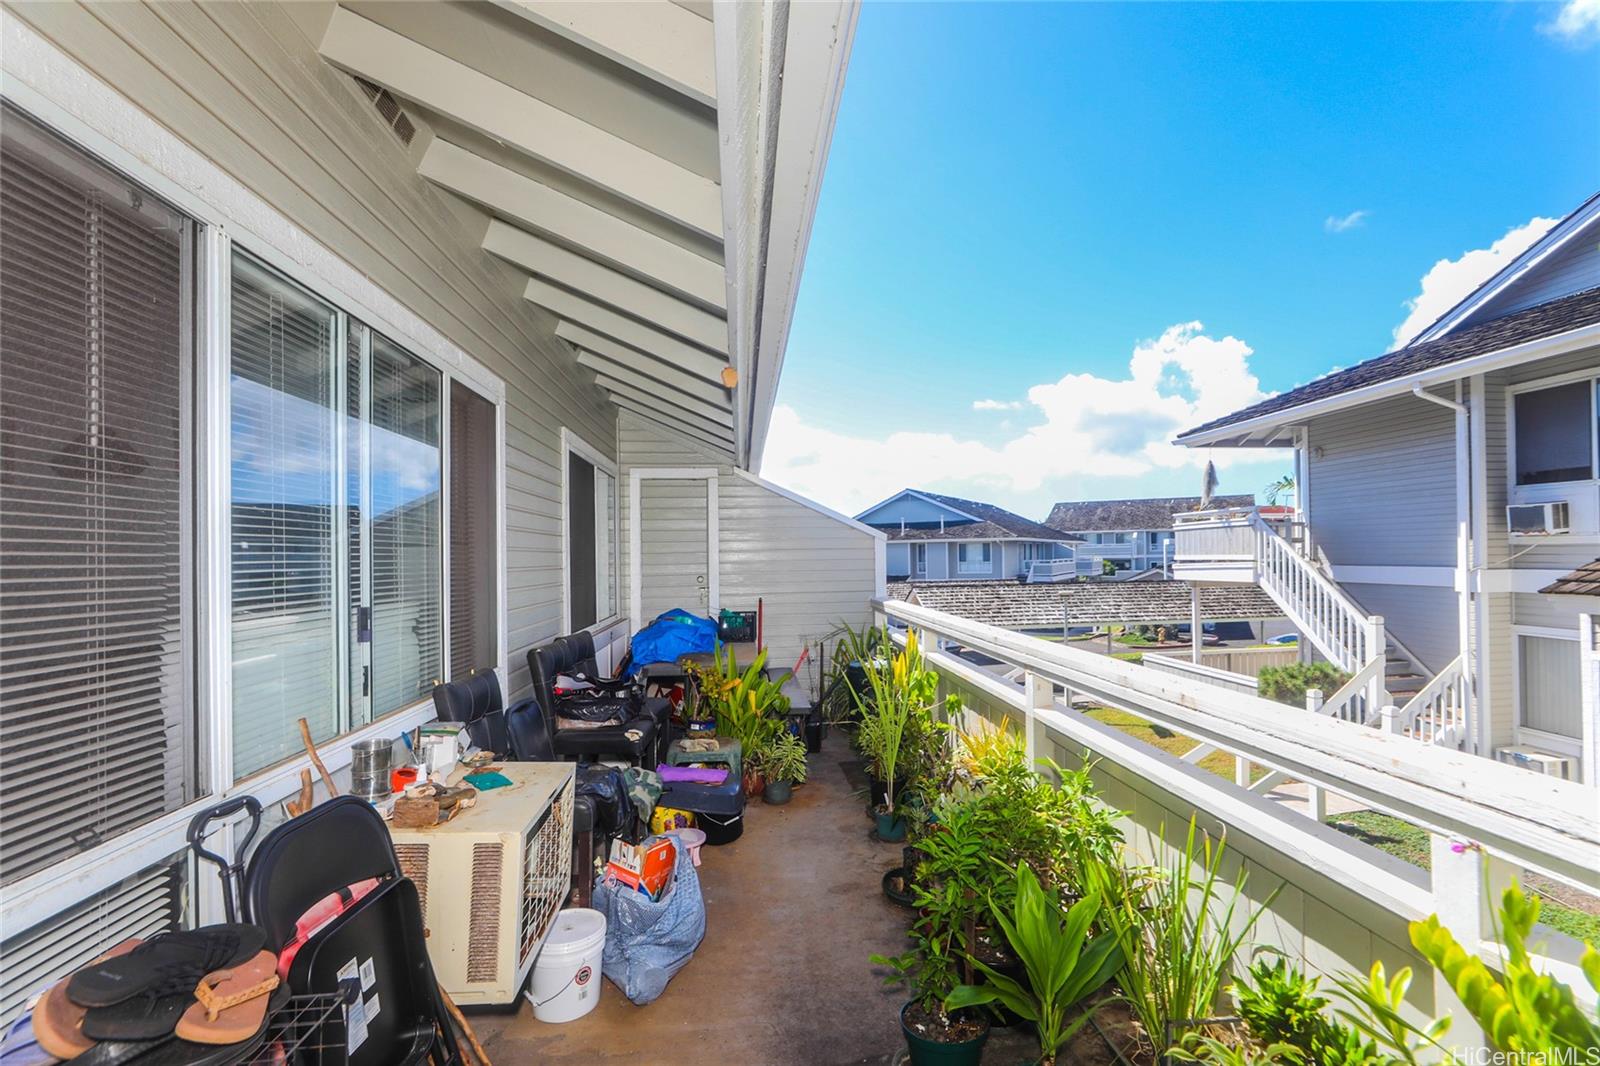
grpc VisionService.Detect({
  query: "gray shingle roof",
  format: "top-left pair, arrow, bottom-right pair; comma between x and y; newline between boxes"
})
1045,495 -> 1255,532
872,490 -> 1076,542
1180,286 -> 1600,440
884,579 -> 1281,629
1539,560 -> 1600,597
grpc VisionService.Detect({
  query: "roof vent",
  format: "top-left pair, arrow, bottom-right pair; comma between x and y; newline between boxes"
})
352,76 -> 416,147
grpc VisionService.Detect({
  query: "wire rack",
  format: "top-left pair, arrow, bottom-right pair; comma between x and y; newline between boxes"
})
240,979 -> 360,1066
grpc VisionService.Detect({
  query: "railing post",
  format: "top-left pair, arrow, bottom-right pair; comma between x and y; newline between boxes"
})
1304,688 -> 1323,715
1365,615 -> 1387,707
1303,687 -> 1325,816
1023,670 -> 1053,776
1379,704 -> 1402,734
1429,834 -> 1514,1050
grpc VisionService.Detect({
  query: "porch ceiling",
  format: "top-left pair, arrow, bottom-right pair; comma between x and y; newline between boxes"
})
317,0 -> 857,466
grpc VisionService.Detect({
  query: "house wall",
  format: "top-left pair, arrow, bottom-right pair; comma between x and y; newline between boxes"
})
949,540 -> 999,578
1307,392 -> 1458,569
1343,583 -> 1459,674
1464,227 -> 1600,325
924,543 -> 950,580
886,542 -> 911,577
856,494 -> 970,526
1,1 -> 618,702
617,414 -> 880,680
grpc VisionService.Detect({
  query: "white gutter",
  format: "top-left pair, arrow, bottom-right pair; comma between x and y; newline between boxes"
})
1175,321 -> 1600,448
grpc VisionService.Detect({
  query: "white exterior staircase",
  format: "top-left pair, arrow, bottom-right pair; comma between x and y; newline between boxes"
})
1173,507 -> 1468,750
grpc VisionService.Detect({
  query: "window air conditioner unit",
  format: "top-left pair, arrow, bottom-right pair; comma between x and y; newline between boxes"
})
1494,746 -> 1577,780
1506,501 -> 1570,536
390,764 -> 574,1006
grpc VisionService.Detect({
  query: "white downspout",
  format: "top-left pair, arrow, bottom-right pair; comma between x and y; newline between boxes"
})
1411,383 -> 1474,748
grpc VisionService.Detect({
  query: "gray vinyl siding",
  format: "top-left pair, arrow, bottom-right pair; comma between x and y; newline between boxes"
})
4,1 -> 620,702
618,414 -> 878,675
1306,392 -> 1458,568
1464,230 -> 1600,326
924,545 -> 950,580
886,543 -> 911,577
637,479 -> 712,622
1342,582 -> 1459,674
1512,592 -> 1592,632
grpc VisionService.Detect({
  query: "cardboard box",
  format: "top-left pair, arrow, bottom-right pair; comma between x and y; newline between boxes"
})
605,836 -> 675,898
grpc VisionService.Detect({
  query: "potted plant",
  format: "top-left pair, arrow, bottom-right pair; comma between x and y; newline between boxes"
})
945,863 -> 1125,1066
871,912 -> 991,1065
693,645 -> 790,797
853,631 -> 942,842
761,732 -> 807,805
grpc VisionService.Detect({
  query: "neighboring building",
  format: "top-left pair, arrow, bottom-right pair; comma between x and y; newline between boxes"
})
1045,495 -> 1256,577
1172,190 -> 1600,784
857,489 -> 1079,581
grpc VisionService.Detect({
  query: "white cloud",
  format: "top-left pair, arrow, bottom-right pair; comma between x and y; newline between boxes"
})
1324,210 -> 1369,234
1391,216 -> 1559,348
972,398 -> 1025,411
762,322 -> 1285,516
1543,0 -> 1600,45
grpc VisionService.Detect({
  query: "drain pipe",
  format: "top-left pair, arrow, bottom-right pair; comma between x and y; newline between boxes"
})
1411,384 -> 1473,740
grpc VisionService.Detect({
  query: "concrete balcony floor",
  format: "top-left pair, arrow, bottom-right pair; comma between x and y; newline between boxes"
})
472,734 -> 1101,1065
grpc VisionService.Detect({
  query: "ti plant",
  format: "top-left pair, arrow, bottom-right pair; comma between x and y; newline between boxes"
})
945,863 -> 1124,1066
851,629 -> 940,814
1408,882 -> 1600,1054
696,645 -> 790,754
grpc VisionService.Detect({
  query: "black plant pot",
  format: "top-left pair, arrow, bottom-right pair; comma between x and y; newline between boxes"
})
882,866 -> 916,908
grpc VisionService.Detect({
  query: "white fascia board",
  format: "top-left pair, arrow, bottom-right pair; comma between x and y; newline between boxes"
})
419,139 -> 726,307
525,277 -> 728,375
484,219 -> 728,337
742,0 -> 860,470
1412,196 -> 1600,345
732,468 -> 886,539
572,343 -> 732,409
1175,322 -> 1600,449
491,0 -> 718,108
320,7 -> 722,238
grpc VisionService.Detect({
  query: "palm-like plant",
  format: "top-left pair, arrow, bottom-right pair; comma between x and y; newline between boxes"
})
1263,474 -> 1296,507
945,863 -> 1124,1066
852,629 -> 938,813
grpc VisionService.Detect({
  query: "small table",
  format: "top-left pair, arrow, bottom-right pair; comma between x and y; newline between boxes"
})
665,736 -> 742,780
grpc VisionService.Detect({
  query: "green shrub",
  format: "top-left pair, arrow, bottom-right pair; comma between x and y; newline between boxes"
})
1258,662 -> 1349,707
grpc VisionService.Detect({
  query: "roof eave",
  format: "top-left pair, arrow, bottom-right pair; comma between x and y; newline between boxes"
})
1175,320 -> 1600,449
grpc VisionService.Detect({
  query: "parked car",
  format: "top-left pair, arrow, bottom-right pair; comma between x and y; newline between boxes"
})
1266,634 -> 1299,646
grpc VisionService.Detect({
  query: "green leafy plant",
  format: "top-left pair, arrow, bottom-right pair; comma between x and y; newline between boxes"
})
1408,882 -> 1600,1054
760,731 -> 808,784
1233,955 -> 1401,1066
1084,819 -> 1277,1053
1170,1034 -> 1303,1066
1258,662 -> 1350,707
693,645 -> 790,754
821,619 -> 888,722
852,629 -> 940,813
1328,961 -> 1450,1065
945,862 -> 1124,1066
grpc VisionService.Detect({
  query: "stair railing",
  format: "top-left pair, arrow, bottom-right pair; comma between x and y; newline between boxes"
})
1393,655 -> 1470,749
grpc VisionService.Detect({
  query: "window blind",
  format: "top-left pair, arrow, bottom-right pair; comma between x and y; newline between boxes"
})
367,333 -> 441,715
567,452 -> 597,630
0,106 -> 194,884
230,254 -> 339,778
1518,634 -> 1581,739
449,381 -> 497,679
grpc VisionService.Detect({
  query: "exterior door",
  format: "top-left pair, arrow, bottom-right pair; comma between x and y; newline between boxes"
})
637,477 -> 714,622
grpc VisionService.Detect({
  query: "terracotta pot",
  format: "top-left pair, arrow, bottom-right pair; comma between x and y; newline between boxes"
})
743,767 -> 766,798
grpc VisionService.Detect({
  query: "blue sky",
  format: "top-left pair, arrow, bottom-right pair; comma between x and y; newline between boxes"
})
763,0 -> 1600,519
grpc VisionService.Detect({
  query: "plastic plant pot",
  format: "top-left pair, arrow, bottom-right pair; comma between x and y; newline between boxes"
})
874,809 -> 907,842
764,779 -> 793,805
899,1003 -> 990,1066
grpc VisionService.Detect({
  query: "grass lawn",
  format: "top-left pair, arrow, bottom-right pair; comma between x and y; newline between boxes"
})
1325,810 -> 1600,944
1085,706 -> 1265,783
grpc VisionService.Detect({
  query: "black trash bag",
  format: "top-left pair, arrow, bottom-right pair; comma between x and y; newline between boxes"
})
574,763 -> 632,839
554,687 -> 637,724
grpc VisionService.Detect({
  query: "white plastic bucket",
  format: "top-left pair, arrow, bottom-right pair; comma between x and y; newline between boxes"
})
527,908 -> 607,1023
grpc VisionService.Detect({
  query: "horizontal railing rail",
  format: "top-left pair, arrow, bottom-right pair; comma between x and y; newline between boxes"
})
876,597 -> 1598,894
1142,653 -> 1258,694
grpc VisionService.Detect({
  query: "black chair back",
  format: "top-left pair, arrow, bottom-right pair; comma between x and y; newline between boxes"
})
506,697 -> 556,762
431,672 -> 509,755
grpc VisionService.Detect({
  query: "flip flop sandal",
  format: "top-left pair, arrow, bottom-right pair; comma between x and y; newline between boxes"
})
118,987 -> 287,1066
174,952 -> 279,1046
81,962 -> 211,1042
31,939 -> 144,1059
69,926 -> 264,1009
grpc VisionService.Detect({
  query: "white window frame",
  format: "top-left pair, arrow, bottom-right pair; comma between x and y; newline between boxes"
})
1510,624 -> 1583,759
1505,370 -> 1600,539
956,541 -> 993,574
0,41 -> 510,935
560,427 -> 622,635
912,543 -> 927,577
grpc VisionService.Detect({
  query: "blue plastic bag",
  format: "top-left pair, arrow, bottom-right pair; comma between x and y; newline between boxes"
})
627,609 -> 718,671
592,841 -> 706,1004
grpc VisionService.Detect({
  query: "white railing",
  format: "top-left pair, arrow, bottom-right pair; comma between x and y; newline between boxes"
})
1393,654 -> 1470,749
1251,512 -> 1381,676
1024,558 -> 1077,582
1143,654 -> 1257,694
1317,655 -> 1387,725
1147,644 -> 1299,675
1171,506 -> 1258,562
876,596 -> 1598,1023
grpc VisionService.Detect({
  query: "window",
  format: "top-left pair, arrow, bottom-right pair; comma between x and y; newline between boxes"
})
957,542 -> 992,573
564,435 -> 618,631
1518,633 -> 1582,741
449,381 -> 498,679
1514,380 -> 1597,486
231,254 -> 453,778
0,106 -> 197,884
912,543 -> 927,576
230,254 -> 340,777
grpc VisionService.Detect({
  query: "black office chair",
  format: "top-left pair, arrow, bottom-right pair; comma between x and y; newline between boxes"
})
429,670 -> 510,756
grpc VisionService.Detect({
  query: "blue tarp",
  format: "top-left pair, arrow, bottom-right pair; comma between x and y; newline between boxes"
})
593,841 -> 706,1004
628,609 -> 718,672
